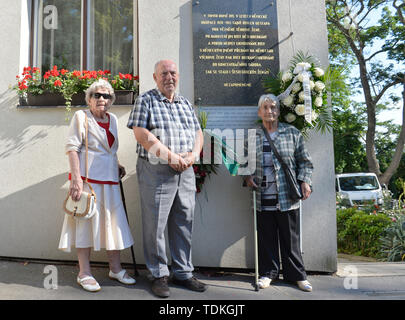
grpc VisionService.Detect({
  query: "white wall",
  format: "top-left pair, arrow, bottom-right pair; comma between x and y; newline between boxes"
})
0,0 -> 336,272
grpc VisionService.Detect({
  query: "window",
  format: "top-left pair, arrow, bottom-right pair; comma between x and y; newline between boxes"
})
30,0 -> 134,74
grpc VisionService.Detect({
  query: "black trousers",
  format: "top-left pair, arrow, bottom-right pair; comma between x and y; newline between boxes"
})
257,209 -> 307,281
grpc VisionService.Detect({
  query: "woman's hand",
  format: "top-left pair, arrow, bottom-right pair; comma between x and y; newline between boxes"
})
301,182 -> 312,200
245,176 -> 258,189
68,151 -> 83,201
118,164 -> 126,179
69,178 -> 83,201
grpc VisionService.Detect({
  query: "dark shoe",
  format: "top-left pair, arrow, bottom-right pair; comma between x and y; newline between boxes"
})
172,276 -> 208,292
151,276 -> 170,298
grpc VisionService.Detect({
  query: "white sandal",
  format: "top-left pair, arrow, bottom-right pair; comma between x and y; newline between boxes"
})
77,275 -> 101,292
109,269 -> 136,285
257,277 -> 272,289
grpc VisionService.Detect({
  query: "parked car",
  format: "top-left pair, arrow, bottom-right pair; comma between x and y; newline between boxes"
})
336,173 -> 384,207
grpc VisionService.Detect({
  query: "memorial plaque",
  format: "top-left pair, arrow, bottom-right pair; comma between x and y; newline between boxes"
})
193,0 -> 279,106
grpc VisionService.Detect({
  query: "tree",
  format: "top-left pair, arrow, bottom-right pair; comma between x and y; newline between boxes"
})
333,102 -> 368,173
326,0 -> 405,185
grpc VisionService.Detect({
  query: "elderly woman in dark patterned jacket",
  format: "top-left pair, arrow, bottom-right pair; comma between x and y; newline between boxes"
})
243,93 -> 314,292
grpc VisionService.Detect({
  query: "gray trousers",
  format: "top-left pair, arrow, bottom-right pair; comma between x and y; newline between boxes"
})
136,157 -> 196,280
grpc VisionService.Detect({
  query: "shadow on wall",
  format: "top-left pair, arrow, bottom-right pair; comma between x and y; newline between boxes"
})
192,166 -> 256,269
0,170 -> 142,264
0,89 -> 68,160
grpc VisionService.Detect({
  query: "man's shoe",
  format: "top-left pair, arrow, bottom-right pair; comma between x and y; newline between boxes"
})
172,276 -> 208,292
151,276 -> 170,298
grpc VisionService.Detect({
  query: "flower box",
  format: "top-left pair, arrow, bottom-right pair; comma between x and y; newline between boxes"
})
24,91 -> 135,106
14,66 -> 138,108
26,92 -> 65,106
113,90 -> 134,105
71,92 -> 86,105
26,92 -> 85,106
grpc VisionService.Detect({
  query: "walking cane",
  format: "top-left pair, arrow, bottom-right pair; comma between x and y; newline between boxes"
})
252,187 -> 259,291
119,180 -> 139,276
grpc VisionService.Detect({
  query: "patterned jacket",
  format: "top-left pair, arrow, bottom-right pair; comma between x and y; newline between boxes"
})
242,122 -> 313,212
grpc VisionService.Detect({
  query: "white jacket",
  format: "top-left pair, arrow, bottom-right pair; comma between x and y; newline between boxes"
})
65,109 -> 119,182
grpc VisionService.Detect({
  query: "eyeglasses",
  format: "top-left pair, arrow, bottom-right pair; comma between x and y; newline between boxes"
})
262,106 -> 279,113
93,92 -> 112,100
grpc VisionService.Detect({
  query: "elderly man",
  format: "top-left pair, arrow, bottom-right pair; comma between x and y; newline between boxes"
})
127,60 -> 206,298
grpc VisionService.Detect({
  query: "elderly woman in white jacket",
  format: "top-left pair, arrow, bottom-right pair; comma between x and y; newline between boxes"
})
59,79 -> 135,292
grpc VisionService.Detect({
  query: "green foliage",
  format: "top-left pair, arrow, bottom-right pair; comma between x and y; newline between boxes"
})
327,1 -> 405,183
333,102 -> 368,173
379,215 -> 405,261
193,110 -> 219,194
337,208 -> 392,257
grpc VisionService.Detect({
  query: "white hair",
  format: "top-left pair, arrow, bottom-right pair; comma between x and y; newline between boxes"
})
258,93 -> 280,109
85,79 -> 116,105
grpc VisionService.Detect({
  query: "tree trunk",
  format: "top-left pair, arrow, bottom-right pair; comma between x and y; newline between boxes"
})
356,51 -> 381,176
380,80 -> 405,186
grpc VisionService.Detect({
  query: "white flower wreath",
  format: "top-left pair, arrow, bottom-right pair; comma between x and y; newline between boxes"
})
263,51 -> 334,135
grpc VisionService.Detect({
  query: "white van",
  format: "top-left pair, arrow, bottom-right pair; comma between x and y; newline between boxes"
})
335,173 -> 384,207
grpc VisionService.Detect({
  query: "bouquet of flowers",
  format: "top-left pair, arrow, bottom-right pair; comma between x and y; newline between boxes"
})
263,51 -> 334,135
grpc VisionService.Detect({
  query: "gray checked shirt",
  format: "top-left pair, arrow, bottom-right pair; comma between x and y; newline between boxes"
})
127,88 -> 201,160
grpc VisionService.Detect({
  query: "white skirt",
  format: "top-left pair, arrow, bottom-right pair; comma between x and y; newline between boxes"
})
58,183 -> 134,252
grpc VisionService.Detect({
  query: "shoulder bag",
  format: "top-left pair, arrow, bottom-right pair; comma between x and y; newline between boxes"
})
63,112 -> 97,219
261,125 -> 303,201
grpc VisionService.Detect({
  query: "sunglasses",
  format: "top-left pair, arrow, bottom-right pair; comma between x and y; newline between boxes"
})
93,92 -> 112,100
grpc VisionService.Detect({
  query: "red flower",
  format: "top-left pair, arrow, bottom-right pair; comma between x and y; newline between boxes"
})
18,81 -> 28,90
72,70 -> 81,77
61,69 -> 68,75
54,80 -> 62,87
50,65 -> 59,77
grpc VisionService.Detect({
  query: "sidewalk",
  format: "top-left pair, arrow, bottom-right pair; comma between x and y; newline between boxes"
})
1,255 -> 405,300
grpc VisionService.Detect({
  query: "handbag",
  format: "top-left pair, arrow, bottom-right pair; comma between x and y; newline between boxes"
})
63,112 -> 97,219
261,125 -> 303,201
